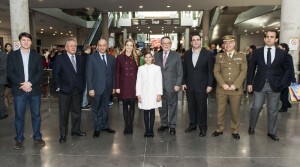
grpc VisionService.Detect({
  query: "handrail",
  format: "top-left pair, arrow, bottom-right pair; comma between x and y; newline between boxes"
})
84,13 -> 102,45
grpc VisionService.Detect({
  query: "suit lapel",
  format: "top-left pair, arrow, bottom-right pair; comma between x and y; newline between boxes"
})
64,54 -> 77,74
95,53 -> 106,70
16,50 -> 25,81
28,51 -> 34,80
271,48 -> 279,67
260,48 -> 267,67
194,50 -> 203,68
164,51 -> 172,69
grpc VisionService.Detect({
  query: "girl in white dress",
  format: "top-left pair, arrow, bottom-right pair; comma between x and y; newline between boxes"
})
136,52 -> 163,137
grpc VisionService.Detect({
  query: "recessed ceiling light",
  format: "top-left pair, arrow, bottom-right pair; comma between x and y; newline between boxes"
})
0,21 -> 2,23
66,34 -> 68,35
245,34 -> 248,36
138,29 -> 141,31
251,32 -> 253,34
60,32 -> 63,34
55,31 -> 57,33
194,28 -> 196,30
162,27 -> 164,28
167,6 -> 170,8
40,32 -> 43,34
244,30 -> 247,32
70,34 -> 73,36
147,27 -> 150,29
119,6 -> 122,9
41,28 -> 44,31
139,6 -> 143,9
50,27 -> 52,29
175,27 -> 177,29
69,31 -> 72,33
53,34 -> 56,36
262,26 -> 266,28
187,5 -> 192,8
122,31 -> 123,32
275,27 -> 278,30
262,30 -> 265,32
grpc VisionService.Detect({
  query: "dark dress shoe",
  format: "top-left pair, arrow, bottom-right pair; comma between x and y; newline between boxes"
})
144,132 -> 150,137
199,130 -> 206,137
59,136 -> 66,143
267,133 -> 279,141
149,132 -> 154,137
248,127 -> 255,135
170,128 -> 176,135
185,126 -> 197,133
93,130 -> 100,138
34,139 -> 46,146
103,128 -> 116,133
212,131 -> 223,137
278,109 -> 287,112
232,133 -> 240,140
71,131 -> 87,136
157,126 -> 169,132
0,115 -> 8,120
14,141 -> 23,150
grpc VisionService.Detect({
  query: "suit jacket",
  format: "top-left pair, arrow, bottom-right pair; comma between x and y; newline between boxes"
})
287,54 -> 296,84
247,47 -> 291,92
154,50 -> 183,92
7,49 -> 43,96
86,52 -> 115,95
53,53 -> 85,95
182,49 -> 214,93
0,51 -> 7,85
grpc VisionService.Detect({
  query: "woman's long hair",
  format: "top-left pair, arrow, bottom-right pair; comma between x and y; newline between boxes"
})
121,39 -> 139,65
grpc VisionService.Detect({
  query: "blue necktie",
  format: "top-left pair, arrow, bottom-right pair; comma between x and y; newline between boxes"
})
267,48 -> 271,67
71,55 -> 77,72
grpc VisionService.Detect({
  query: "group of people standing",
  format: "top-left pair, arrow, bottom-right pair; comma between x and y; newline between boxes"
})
0,29 -> 294,151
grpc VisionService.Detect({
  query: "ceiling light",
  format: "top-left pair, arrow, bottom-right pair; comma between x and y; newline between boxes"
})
139,6 -> 143,9
251,32 -> 253,34
262,26 -> 266,28
244,30 -> 247,32
119,6 -> 122,9
194,28 -> 196,30
70,34 -> 73,36
262,30 -> 265,32
187,5 -> 192,8
147,27 -> 150,29
66,34 -> 68,35
69,31 -> 72,33
275,27 -> 278,30
256,31 -> 259,33
53,34 -> 56,36
167,6 -> 170,8
38,0 -> 44,2
60,32 -> 63,35
175,27 -> 177,29
0,21 -> 2,23
138,29 -> 141,31
41,28 -> 44,31
55,31 -> 57,33
40,32 -> 43,34
136,27 -> 139,29
50,27 -> 52,29
245,34 -> 247,36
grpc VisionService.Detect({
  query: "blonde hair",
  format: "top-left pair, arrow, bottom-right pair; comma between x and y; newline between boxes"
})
121,39 -> 139,65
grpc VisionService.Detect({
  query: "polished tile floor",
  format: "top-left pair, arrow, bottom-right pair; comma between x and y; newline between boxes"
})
1,92 -> 300,167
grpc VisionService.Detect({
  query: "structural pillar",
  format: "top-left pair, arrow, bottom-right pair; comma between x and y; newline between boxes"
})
101,11 -> 109,41
185,28 -> 190,50
10,0 -> 30,50
280,0 -> 300,79
123,28 -> 127,45
202,10 -> 210,47
233,27 -> 240,51
29,10 -> 37,51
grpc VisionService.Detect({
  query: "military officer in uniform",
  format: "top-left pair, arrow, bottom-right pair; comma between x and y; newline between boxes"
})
212,35 -> 247,140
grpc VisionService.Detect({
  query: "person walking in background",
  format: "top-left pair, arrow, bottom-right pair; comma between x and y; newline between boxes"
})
136,52 -> 162,137
7,32 -> 45,150
182,34 -> 214,137
4,43 -> 13,105
115,39 -> 138,135
277,43 -> 296,112
154,36 -> 183,135
81,45 -> 91,110
212,35 -> 247,140
86,39 -> 116,138
54,39 -> 87,143
247,30 -> 292,141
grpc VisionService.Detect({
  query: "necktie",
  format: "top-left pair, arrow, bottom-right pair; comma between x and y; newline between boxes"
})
163,52 -> 167,68
102,55 -> 107,66
267,48 -> 271,67
71,55 -> 77,72
228,53 -> 232,58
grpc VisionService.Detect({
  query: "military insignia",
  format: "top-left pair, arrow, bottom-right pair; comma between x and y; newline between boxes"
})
233,58 -> 242,61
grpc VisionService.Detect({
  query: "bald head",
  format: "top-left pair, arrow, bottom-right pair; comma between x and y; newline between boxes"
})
97,39 -> 108,54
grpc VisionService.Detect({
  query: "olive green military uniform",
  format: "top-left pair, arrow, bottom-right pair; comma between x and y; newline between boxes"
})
214,51 -> 247,134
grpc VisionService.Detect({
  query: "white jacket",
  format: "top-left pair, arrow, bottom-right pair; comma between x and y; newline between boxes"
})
136,64 -> 163,110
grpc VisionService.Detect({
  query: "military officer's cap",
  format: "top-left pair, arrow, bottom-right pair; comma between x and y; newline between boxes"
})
222,35 -> 235,41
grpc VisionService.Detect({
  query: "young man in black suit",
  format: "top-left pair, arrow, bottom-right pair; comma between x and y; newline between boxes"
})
54,39 -> 87,143
7,32 -> 45,150
182,34 -> 214,137
247,30 -> 292,141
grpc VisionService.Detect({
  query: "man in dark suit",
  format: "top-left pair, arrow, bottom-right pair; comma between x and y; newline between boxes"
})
54,39 -> 87,143
86,39 -> 116,138
182,34 -> 214,137
0,51 -> 8,119
7,32 -> 45,150
154,36 -> 183,135
247,30 -> 292,141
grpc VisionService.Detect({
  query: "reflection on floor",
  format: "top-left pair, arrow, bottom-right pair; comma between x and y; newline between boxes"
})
1,93 -> 300,167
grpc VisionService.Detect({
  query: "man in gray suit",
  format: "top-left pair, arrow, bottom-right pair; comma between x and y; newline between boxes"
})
0,51 -> 8,120
155,36 -> 183,135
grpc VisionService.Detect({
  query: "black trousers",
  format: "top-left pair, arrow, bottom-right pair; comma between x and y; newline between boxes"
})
144,109 -> 155,133
59,88 -> 83,136
280,87 -> 291,111
186,91 -> 208,131
0,84 -> 8,117
122,99 -> 135,133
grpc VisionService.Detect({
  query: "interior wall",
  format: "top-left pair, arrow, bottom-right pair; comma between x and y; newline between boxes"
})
239,34 -> 265,53
0,29 -> 12,46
